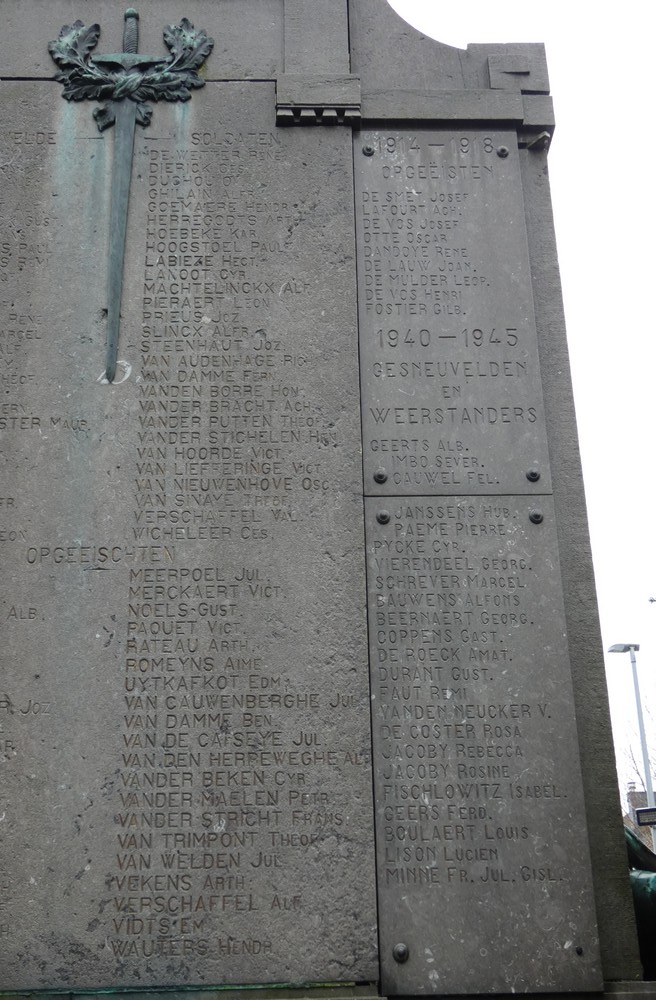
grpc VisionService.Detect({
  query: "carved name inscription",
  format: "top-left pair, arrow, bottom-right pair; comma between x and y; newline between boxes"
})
366,497 -> 600,993
358,128 -> 600,995
356,130 -> 551,497
0,83 -> 376,989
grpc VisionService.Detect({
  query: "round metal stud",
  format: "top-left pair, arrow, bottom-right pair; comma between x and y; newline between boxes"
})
496,145 -> 509,158
376,510 -> 390,525
526,469 -> 540,483
362,144 -> 375,157
393,943 -> 409,964
529,510 -> 544,525
374,468 -> 388,484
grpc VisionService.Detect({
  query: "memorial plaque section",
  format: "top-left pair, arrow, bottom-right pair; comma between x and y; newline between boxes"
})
0,82 -> 377,989
356,130 -> 552,497
356,128 -> 601,995
366,497 -> 601,995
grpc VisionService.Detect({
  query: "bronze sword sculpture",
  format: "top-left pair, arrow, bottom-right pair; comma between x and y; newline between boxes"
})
49,9 -> 214,382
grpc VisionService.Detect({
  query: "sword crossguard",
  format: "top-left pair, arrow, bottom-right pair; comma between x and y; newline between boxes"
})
123,8 -> 139,54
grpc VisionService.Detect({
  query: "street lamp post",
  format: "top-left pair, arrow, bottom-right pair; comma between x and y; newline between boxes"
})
608,643 -> 655,812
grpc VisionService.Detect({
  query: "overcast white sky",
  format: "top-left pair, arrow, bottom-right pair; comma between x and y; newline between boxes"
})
391,0 -> 656,804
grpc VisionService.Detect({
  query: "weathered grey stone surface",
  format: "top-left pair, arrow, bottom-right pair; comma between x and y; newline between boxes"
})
0,0 -> 644,994
348,3 -> 641,987
0,77 -> 376,989
349,1 -> 551,96
356,128 -> 551,498
354,122 -> 603,992
2,2 -> 284,79
366,496 -> 600,993
519,143 -> 642,981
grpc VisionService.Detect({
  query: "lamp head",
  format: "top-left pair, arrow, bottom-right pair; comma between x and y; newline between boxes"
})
608,643 -> 640,653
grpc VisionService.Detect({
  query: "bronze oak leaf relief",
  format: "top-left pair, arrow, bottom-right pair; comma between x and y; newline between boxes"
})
48,14 -> 214,130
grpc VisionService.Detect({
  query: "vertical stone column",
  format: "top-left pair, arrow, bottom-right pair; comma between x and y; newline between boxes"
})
350,0 -> 641,990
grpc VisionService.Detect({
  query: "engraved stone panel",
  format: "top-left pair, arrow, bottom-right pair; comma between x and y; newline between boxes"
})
0,80 -> 376,990
365,495 -> 602,994
356,130 -> 552,497
0,4 -> 620,992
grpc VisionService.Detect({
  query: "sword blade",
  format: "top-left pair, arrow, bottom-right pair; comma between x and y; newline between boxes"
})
105,98 -> 137,383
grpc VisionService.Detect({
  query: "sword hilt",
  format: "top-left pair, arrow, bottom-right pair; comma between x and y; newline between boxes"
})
123,8 -> 139,53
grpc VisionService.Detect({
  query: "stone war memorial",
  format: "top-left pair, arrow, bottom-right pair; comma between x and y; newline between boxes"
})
0,1 -> 649,997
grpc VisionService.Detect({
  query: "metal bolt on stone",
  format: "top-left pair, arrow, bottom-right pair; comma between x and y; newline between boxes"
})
527,130 -> 552,151
393,943 -> 409,963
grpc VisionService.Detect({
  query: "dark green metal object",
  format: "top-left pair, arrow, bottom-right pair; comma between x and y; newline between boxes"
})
49,9 -> 214,382
626,827 -> 656,979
